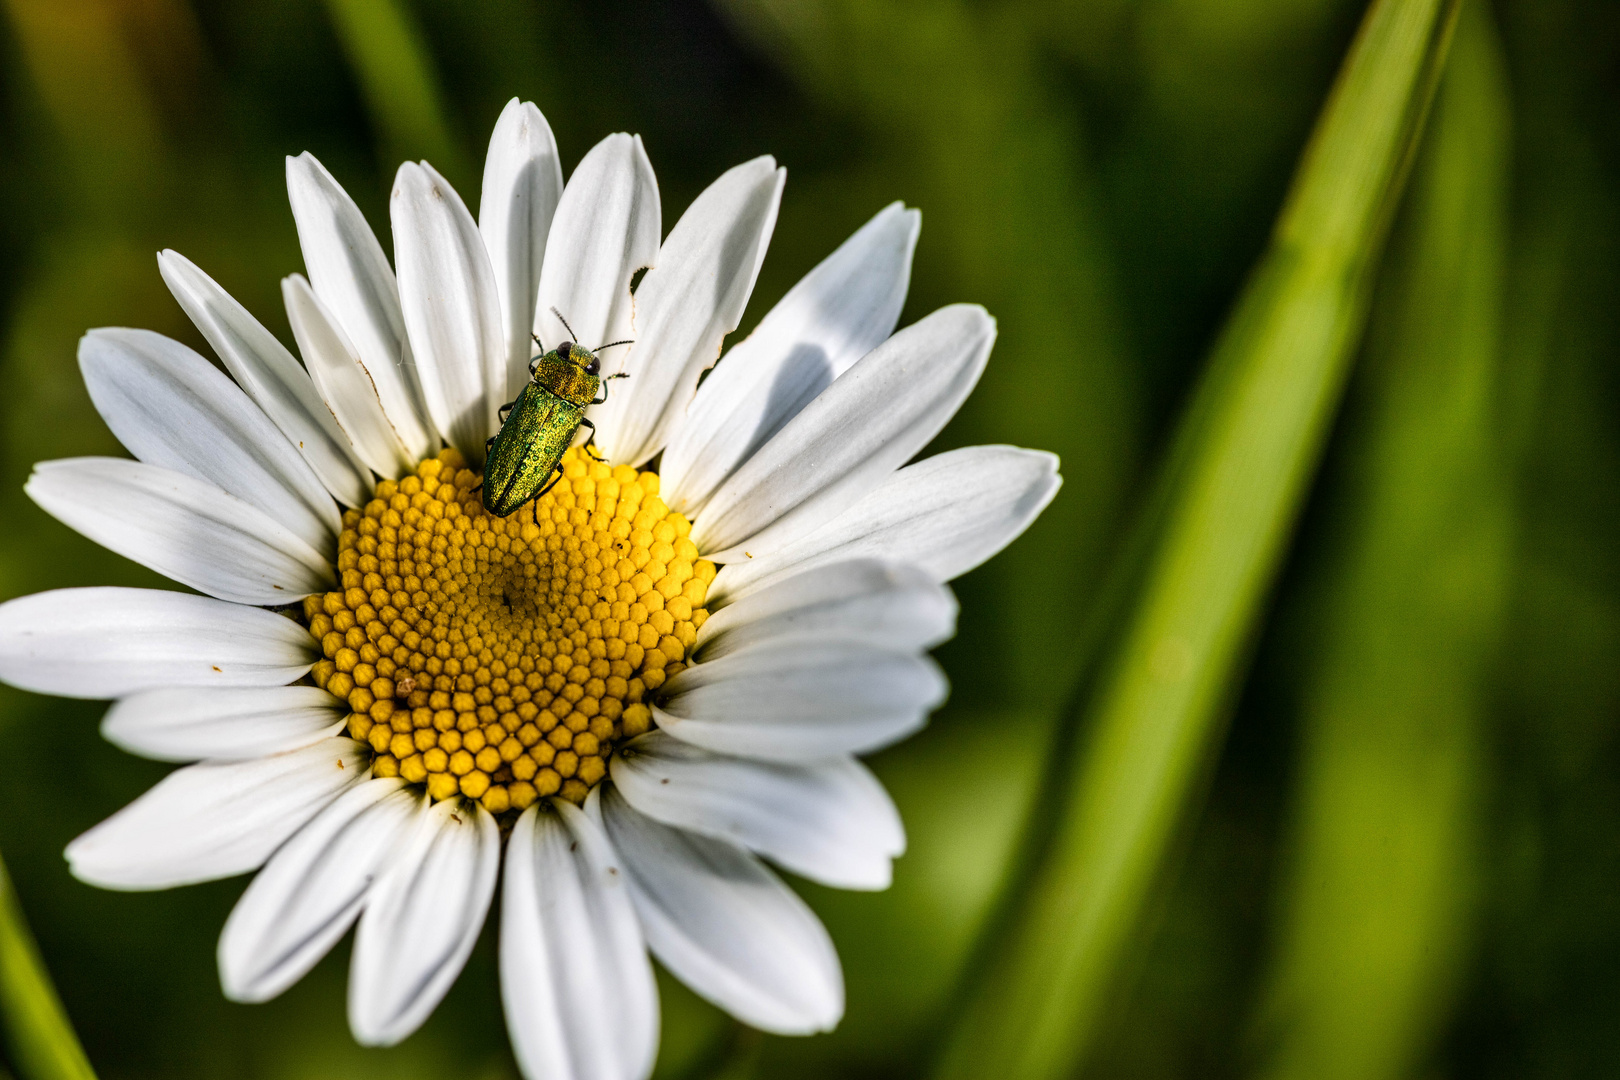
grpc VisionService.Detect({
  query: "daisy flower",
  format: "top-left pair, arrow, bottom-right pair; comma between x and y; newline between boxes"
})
0,99 -> 1060,1079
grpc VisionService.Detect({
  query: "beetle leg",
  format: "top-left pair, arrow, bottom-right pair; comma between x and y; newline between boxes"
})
577,418 -> 607,462
498,400 -> 516,422
591,372 -> 631,405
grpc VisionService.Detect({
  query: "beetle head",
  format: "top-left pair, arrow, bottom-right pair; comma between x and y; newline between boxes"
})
555,340 -> 600,374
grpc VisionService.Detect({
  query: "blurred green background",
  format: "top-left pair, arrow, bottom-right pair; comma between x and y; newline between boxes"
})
1,0 -> 1618,1078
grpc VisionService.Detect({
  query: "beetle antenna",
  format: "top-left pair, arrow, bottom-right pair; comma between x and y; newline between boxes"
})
595,338 -> 634,353
549,307 -> 579,344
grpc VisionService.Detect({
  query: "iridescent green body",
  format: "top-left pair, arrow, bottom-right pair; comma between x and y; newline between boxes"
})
482,343 -> 602,517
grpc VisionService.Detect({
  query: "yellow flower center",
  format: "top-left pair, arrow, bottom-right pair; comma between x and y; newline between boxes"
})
300,447 -> 714,814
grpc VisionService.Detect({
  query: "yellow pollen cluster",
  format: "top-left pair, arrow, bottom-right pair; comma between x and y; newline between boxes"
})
301,447 -> 713,814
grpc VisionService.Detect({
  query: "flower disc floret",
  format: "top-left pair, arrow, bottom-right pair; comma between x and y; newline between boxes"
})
302,447 -> 714,813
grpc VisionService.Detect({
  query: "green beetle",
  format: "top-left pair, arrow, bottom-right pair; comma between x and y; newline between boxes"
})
482,312 -> 629,517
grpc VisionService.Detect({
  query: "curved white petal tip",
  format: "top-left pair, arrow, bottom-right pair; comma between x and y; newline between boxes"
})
695,559 -> 956,660
599,788 -> 843,1034
157,249 -> 370,509
349,797 -> 500,1046
480,98 -> 565,400
535,132 -> 661,358
613,733 -> 903,890
26,458 -> 334,606
102,685 -> 348,763
710,445 -> 1060,604
661,200 -> 919,515
391,161 -> 506,465
594,155 -> 784,466
0,587 -> 316,699
693,304 -> 995,561
65,739 -> 368,891
655,640 -> 948,762
219,778 -> 423,1003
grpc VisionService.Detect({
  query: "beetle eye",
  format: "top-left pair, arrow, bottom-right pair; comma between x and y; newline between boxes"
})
587,356 -> 601,374
556,341 -> 571,361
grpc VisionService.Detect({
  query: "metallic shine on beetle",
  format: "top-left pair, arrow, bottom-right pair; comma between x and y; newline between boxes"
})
481,309 -> 630,518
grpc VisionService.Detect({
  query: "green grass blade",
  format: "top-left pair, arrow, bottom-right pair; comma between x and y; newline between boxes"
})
321,0 -> 465,186
1251,11 -> 1510,1075
0,852 -> 95,1080
1250,7 -> 1512,1079
933,2 -> 1460,1078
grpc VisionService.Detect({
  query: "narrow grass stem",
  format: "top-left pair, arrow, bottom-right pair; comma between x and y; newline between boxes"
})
1251,8 -> 1513,1078
0,851 -> 95,1080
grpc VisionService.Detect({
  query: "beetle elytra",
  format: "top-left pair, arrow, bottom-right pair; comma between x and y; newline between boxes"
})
481,310 -> 629,517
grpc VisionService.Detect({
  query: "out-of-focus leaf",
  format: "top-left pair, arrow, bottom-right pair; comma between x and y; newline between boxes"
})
321,0 -> 465,188
1458,0 -> 1620,1070
0,0 -> 166,218
1250,6 -> 1511,1080
0,850 -> 96,1080
934,2 -> 1459,1078
0,0 -> 184,600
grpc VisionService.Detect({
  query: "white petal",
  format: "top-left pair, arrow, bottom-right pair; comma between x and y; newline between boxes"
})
613,733 -> 903,890
286,152 -> 438,461
219,778 -> 424,1003
283,274 -> 415,479
692,304 -> 995,560
158,250 -> 370,508
598,787 -> 842,1034
695,560 -> 955,661
26,458 -> 334,605
79,327 -> 339,551
593,157 -> 784,467
102,685 -> 348,762
534,133 -> 660,358
392,161 -> 507,464
710,445 -> 1062,604
654,641 -> 946,763
0,587 -> 316,698
350,798 -> 500,1046
662,202 -> 919,515
65,738 -> 368,891
501,800 -> 658,1080
479,99 -> 564,401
